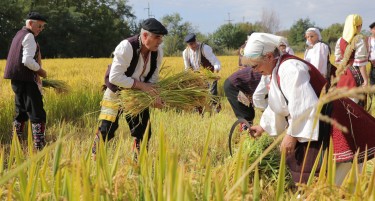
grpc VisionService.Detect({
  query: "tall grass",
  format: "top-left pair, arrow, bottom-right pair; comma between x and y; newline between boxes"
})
0,55 -> 374,200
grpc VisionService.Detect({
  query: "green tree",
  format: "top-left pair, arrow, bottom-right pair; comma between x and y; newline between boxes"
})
0,0 -> 135,58
321,23 -> 344,44
212,23 -> 248,53
161,13 -> 195,56
0,0 -> 30,58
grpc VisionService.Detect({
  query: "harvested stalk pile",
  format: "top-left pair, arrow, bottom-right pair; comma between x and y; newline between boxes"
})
42,79 -> 70,93
118,70 -> 219,117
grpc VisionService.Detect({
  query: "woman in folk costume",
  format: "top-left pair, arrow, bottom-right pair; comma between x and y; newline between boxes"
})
304,28 -> 330,78
245,33 -> 375,185
334,14 -> 369,105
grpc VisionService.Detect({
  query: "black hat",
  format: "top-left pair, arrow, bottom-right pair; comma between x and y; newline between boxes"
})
141,18 -> 168,35
27,12 -> 47,22
184,33 -> 196,43
370,22 -> 375,29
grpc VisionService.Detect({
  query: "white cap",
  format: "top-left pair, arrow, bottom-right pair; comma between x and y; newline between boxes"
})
244,33 -> 283,58
306,27 -> 322,41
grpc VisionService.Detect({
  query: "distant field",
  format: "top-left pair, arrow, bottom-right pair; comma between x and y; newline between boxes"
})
0,55 -> 374,200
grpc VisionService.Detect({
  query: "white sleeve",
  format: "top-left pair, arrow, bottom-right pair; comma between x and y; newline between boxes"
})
109,40 -> 135,88
182,49 -> 191,71
318,43 -> 329,76
253,75 -> 269,110
202,44 -> 221,71
21,33 -> 41,71
260,105 -> 289,136
334,38 -> 343,64
309,43 -> 329,76
353,37 -> 369,67
279,60 -> 320,142
147,48 -> 163,83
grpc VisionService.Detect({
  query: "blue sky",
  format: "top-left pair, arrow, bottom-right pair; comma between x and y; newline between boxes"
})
128,0 -> 374,34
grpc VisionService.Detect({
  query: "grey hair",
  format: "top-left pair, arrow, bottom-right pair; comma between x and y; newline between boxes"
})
26,19 -> 33,26
140,28 -> 152,36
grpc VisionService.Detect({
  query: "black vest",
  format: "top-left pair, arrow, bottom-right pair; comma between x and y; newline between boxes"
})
4,27 -> 38,81
200,43 -> 214,72
186,43 -> 214,72
104,35 -> 158,92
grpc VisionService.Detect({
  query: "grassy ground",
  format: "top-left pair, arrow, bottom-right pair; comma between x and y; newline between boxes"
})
0,55 -> 374,200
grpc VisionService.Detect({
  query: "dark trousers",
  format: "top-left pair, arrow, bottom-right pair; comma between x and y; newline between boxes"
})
98,108 -> 151,142
223,78 -> 255,122
11,79 -> 46,123
209,80 -> 219,105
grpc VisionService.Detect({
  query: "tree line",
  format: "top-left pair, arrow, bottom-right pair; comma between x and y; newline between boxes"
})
1,1 -> 360,59
0,0 -> 137,59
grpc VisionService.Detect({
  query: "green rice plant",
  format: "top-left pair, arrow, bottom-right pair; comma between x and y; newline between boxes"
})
341,152 -> 359,195
326,137 -> 335,186
200,121 -> 212,167
237,134 -> 284,185
39,149 -> 50,192
203,159 -> 212,201
157,124 -> 166,201
233,137 -> 244,183
0,148 -> 4,176
213,172 -> 224,201
52,130 -> 63,176
225,133 -> 285,200
276,149 -> 286,201
252,165 -> 260,201
306,145 -> 323,186
366,163 -> 375,199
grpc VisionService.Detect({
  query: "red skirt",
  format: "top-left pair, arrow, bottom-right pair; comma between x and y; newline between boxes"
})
337,68 -> 357,89
287,98 -> 375,183
331,98 -> 375,162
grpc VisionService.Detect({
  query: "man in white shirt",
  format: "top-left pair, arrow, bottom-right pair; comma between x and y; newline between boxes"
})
4,12 -> 48,150
182,33 -> 222,112
93,18 -> 168,160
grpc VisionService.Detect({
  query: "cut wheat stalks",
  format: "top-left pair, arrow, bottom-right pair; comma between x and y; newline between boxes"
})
42,79 -> 70,93
118,70 -> 219,117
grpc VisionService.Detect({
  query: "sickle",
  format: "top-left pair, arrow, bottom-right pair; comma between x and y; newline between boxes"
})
228,118 -> 253,157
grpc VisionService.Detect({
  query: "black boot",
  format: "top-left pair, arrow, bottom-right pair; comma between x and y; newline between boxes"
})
13,120 -> 25,140
31,122 -> 46,150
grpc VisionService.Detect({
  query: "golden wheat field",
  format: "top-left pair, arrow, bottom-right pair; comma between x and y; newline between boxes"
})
0,55 -> 375,200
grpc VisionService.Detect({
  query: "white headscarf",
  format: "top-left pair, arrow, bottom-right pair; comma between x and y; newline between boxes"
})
306,27 -> 322,41
244,33 -> 283,58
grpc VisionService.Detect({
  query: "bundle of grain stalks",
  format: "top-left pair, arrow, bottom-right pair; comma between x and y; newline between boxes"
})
42,79 -> 70,93
118,70 -> 219,117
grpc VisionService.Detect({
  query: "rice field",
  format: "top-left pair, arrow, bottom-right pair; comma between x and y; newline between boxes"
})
0,55 -> 374,200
